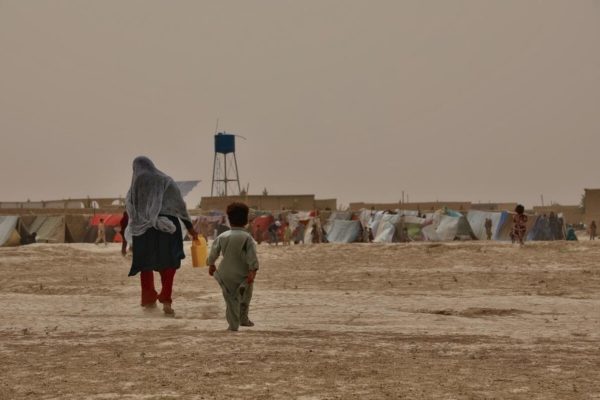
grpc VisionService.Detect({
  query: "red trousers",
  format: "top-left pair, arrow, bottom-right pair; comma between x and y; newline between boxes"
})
140,268 -> 176,306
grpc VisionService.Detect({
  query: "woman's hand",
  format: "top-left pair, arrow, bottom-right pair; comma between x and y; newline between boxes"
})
187,227 -> 199,241
208,265 -> 216,276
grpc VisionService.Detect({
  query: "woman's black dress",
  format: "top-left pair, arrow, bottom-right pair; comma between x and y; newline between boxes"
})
128,215 -> 192,276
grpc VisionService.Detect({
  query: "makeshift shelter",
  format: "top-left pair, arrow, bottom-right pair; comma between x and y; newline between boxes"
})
368,211 -> 424,243
0,216 -> 21,247
326,220 -> 361,243
373,213 -> 401,243
84,214 -> 123,243
65,215 -> 90,243
303,218 -> 323,243
192,215 -> 226,240
323,211 -> 352,235
27,216 -> 67,243
467,210 -> 504,240
421,210 -> 477,242
250,214 -> 275,243
397,215 -> 427,242
493,212 -> 537,241
527,215 -> 551,241
286,211 -> 312,232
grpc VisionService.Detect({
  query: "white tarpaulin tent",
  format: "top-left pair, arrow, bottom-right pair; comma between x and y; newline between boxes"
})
421,211 -> 477,242
467,210 -> 503,240
327,220 -> 362,243
28,216 -> 66,243
373,214 -> 401,243
323,211 -> 352,234
0,216 -> 21,247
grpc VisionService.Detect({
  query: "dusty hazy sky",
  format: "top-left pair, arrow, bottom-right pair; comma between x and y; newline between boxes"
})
1,1 -> 599,208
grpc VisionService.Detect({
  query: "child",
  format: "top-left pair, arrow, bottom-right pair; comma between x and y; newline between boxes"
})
95,218 -> 107,246
512,204 -> 528,246
208,202 -> 259,331
283,224 -> 292,245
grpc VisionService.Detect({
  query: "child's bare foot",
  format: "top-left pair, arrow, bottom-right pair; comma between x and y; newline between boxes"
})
163,303 -> 175,316
226,326 -> 239,332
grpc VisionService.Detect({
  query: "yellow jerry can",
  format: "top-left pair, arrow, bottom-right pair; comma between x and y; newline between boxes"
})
191,237 -> 208,268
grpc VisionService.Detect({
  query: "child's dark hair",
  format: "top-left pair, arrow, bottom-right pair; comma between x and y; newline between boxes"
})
515,204 -> 525,215
226,202 -> 249,226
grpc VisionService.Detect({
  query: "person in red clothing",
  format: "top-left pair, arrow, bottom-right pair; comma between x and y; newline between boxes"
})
512,204 -> 528,246
125,156 -> 198,316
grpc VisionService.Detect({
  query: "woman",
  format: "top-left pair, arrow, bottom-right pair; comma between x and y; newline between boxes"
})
125,156 -> 197,315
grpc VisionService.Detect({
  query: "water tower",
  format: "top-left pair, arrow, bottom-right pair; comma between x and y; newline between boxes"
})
211,132 -> 242,196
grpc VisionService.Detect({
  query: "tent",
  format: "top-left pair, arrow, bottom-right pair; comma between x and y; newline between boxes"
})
527,215 -> 550,241
27,216 -> 67,243
326,220 -> 361,243
373,214 -> 401,243
84,214 -> 124,242
286,211 -> 312,232
65,215 -> 90,243
323,211 -> 352,235
421,211 -> 477,242
467,210 -> 503,240
0,216 -> 21,247
370,212 -> 428,243
192,215 -> 226,240
250,214 -> 275,243
526,214 -> 566,241
493,212 -> 537,241
398,215 -> 427,242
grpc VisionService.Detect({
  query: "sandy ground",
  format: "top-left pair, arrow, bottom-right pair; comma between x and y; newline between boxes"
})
0,241 -> 599,399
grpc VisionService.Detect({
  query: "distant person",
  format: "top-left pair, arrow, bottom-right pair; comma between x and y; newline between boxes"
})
268,221 -> 280,245
311,222 -> 320,244
548,212 -> 559,240
125,156 -> 198,316
314,217 -> 323,243
566,225 -> 578,241
512,204 -> 528,246
208,202 -> 259,331
362,225 -> 370,243
120,211 -> 129,256
216,216 -> 230,237
539,214 -> 551,240
293,223 -> 305,244
484,218 -> 493,240
589,221 -> 597,240
556,217 -> 565,240
283,224 -> 292,246
21,231 -> 37,245
95,218 -> 107,246
397,226 -> 410,243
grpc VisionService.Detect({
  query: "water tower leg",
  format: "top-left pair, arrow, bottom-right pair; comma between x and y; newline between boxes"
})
224,154 -> 228,196
233,152 -> 241,194
211,152 -> 217,196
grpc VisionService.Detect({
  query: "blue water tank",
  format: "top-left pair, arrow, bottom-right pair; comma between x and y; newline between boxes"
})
215,132 -> 235,154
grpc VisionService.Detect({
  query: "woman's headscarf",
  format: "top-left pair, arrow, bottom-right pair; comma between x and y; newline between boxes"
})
125,156 -> 191,240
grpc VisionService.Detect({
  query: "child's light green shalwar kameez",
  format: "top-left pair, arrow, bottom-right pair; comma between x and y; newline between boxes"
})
207,227 -> 259,330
